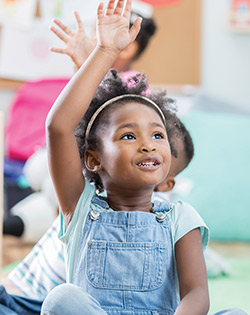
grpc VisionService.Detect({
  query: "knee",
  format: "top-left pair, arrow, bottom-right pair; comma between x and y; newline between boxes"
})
41,283 -> 80,315
41,283 -> 105,315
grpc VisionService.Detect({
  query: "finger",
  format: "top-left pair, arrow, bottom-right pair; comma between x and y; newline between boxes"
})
97,2 -> 104,20
74,11 -> 85,33
49,25 -> 68,43
113,0 -> 125,15
123,0 -> 131,20
53,18 -> 73,36
49,47 -> 67,54
129,17 -> 142,42
105,0 -> 116,15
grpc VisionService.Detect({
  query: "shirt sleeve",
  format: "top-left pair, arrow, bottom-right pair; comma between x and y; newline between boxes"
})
169,201 -> 210,250
58,179 -> 96,243
58,180 -> 96,282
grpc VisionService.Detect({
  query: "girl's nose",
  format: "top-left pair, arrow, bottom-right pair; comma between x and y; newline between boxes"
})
139,142 -> 156,152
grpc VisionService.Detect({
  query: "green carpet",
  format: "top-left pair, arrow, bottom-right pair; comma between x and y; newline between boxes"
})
208,257 -> 250,314
1,260 -> 20,273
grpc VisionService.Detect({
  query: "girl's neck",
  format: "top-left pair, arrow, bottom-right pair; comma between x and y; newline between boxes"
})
105,188 -> 154,213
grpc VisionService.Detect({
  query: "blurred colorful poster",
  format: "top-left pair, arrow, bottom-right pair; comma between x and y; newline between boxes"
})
39,0 -> 98,25
0,22 -> 74,80
229,0 -> 250,31
39,0 -> 153,35
0,0 -> 36,25
39,0 -> 100,36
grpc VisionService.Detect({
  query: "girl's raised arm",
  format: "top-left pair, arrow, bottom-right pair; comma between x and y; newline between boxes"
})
46,0 -> 141,226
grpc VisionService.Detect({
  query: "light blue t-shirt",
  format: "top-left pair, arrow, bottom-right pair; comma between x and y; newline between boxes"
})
59,180 -> 209,282
58,180 -> 96,282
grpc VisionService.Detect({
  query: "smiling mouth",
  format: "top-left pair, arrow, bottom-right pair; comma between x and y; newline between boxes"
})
137,159 -> 160,169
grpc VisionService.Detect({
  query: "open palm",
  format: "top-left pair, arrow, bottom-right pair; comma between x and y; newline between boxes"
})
96,0 -> 141,54
50,11 -> 96,69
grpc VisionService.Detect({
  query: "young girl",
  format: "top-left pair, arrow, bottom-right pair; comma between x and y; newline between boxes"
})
41,0 -> 210,314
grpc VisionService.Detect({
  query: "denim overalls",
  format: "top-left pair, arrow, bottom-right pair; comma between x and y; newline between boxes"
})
41,196 -> 248,315
72,195 -> 178,315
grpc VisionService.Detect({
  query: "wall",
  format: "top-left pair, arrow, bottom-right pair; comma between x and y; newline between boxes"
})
133,0 -> 201,85
0,89 -> 15,123
178,109 -> 250,241
201,0 -> 250,111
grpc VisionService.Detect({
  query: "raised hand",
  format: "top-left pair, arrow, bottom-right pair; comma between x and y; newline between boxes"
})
49,11 -> 97,69
96,0 -> 142,55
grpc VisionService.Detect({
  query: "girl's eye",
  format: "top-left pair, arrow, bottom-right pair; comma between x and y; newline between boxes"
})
152,133 -> 164,139
121,134 -> 135,140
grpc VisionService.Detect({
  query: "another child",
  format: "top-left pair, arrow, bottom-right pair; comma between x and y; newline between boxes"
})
41,1 -> 210,314
153,118 -> 194,199
49,8 -> 156,72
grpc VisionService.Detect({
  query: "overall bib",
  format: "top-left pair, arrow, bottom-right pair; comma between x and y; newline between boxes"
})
72,196 -> 178,315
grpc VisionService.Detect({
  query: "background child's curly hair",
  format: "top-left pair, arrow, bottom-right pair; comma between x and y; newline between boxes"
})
75,69 -> 181,192
130,12 -> 157,60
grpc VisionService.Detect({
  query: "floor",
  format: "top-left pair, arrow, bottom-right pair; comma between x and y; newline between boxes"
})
2,235 -> 34,267
209,241 -> 250,259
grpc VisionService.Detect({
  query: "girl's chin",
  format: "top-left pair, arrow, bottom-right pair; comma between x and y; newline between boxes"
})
106,175 -> 164,191
138,180 -> 163,189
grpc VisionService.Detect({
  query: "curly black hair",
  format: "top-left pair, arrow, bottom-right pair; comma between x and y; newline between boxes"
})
75,69 -> 181,192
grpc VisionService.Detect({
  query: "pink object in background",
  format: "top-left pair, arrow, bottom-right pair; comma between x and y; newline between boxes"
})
5,70 -> 150,162
229,0 -> 250,30
5,78 -> 69,161
139,0 -> 182,8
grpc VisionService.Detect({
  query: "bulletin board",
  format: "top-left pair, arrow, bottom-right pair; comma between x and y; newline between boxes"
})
132,0 -> 201,85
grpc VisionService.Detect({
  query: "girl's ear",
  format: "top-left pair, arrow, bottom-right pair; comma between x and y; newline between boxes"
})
84,150 -> 102,173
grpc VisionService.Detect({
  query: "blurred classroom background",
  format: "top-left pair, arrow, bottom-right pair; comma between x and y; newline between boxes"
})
0,0 -> 250,314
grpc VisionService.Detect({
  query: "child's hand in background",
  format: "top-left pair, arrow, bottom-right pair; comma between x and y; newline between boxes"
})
49,11 -> 97,69
96,0 -> 142,55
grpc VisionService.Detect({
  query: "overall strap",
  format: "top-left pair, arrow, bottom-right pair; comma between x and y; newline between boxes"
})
89,195 -> 109,221
89,195 -> 173,223
152,200 -> 173,223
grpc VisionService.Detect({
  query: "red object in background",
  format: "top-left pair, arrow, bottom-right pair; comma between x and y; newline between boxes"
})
139,0 -> 182,8
232,0 -> 250,10
229,0 -> 250,28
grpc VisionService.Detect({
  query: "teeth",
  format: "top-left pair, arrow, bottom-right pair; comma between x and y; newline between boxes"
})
139,162 -> 156,167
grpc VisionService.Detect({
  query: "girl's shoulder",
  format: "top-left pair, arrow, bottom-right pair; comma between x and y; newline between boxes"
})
153,199 -> 197,216
171,200 -> 198,214
167,200 -> 210,249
